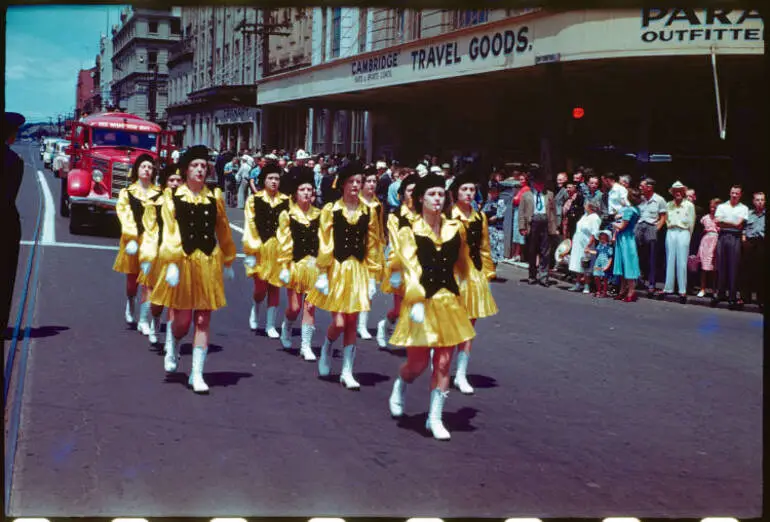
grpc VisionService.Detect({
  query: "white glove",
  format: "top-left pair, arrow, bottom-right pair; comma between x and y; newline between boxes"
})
125,240 -> 138,255
306,257 -> 316,268
315,273 -> 330,295
244,255 -> 257,268
409,302 -> 425,324
223,265 -> 235,280
141,262 -> 151,275
165,263 -> 180,287
389,271 -> 402,289
368,278 -> 377,300
279,268 -> 291,285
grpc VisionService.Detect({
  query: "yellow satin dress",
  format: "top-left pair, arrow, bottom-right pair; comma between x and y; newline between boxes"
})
243,190 -> 291,286
451,206 -> 499,319
275,203 -> 321,295
359,194 -> 386,283
389,216 -> 476,348
138,192 -> 171,288
113,182 -> 161,275
380,205 -> 419,295
149,185 -> 237,311
306,199 -> 382,314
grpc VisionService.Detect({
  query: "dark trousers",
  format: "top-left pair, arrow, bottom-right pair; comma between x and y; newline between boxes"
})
715,232 -> 741,301
635,222 -> 659,289
526,218 -> 551,280
740,238 -> 765,304
1,215 -> 22,333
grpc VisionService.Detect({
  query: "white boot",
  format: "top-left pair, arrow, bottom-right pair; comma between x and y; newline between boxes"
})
429,349 -> 435,372
318,338 -> 333,376
453,350 -> 475,395
389,376 -> 407,417
125,296 -> 136,324
425,388 -> 451,441
376,317 -> 395,348
164,323 -> 178,372
249,300 -> 260,330
357,311 -> 372,339
340,345 -> 360,390
148,314 -> 161,344
265,306 -> 280,338
137,299 -> 151,335
300,324 -> 316,361
280,318 -> 294,349
188,346 -> 210,393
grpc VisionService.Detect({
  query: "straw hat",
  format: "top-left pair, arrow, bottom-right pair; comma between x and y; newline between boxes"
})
669,181 -> 687,194
554,239 -> 572,264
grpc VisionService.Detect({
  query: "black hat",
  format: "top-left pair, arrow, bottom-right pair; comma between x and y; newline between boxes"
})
413,173 -> 447,213
130,153 -> 156,182
398,173 -> 421,200
258,162 -> 284,187
4,112 -> 25,138
159,162 -> 183,188
449,166 -> 479,197
363,165 -> 379,178
286,165 -> 315,196
332,159 -> 364,189
179,145 -> 209,174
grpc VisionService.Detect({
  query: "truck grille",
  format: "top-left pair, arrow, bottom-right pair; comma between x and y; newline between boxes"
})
111,162 -> 132,199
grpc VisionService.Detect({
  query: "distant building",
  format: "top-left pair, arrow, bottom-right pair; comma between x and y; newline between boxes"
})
75,67 -> 98,118
99,32 -> 115,110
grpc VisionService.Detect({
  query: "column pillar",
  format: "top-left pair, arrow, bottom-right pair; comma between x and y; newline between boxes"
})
324,108 -> 334,154
364,110 -> 374,163
306,107 -> 315,152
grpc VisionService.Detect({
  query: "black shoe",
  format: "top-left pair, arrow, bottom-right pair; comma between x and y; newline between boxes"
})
527,278 -> 537,285
710,297 -> 719,308
679,295 -> 687,304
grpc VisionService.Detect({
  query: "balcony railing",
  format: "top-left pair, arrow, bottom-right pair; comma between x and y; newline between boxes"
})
168,36 -> 195,64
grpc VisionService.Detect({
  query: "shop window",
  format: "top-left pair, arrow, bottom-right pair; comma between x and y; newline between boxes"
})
149,20 -> 159,34
331,7 -> 341,58
332,111 -> 346,154
358,8 -> 367,52
350,111 -> 366,158
313,110 -> 327,154
455,9 -> 489,29
148,51 -> 158,67
395,8 -> 406,42
411,10 -> 422,40
170,19 -> 181,35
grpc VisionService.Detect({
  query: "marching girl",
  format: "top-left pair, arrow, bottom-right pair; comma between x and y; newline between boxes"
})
387,173 -> 475,441
275,166 -> 321,361
448,169 -> 498,395
113,153 -> 161,330
149,145 -> 237,393
138,165 -> 185,345
306,161 -> 382,390
357,165 -> 386,340
375,173 -> 421,348
243,163 -> 291,338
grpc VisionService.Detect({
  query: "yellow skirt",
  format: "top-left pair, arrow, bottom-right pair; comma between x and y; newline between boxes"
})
112,236 -> 140,275
137,258 -> 164,289
247,237 -> 282,287
285,256 -> 319,295
306,258 -> 371,314
460,265 -> 499,319
150,247 -> 227,311
389,289 -> 475,348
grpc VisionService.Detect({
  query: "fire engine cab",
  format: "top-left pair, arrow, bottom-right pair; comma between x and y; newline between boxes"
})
59,112 -> 177,233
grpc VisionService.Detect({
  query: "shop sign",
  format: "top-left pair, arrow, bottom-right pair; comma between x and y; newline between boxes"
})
640,8 -> 764,43
215,107 -> 258,123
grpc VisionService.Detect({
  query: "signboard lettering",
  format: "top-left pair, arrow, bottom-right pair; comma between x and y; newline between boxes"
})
411,26 -> 531,71
640,8 -> 764,43
352,52 -> 399,83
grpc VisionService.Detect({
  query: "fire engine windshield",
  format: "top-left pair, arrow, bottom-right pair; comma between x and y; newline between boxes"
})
92,129 -> 157,151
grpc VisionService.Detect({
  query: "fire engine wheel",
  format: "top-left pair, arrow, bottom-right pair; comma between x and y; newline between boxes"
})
59,178 -> 70,217
69,207 -> 83,234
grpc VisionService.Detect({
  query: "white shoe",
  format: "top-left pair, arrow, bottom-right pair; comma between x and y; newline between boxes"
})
137,300 -> 151,335
425,388 -> 451,441
265,306 -> 280,338
300,324 -> 316,361
697,290 -> 706,298
389,376 -> 407,417
125,297 -> 136,324
148,316 -> 160,344
249,301 -> 260,330
453,351 -> 475,395
376,318 -> 394,348
280,318 -> 294,349
188,346 -> 209,393
318,338 -> 333,376
357,311 -> 372,339
339,345 -> 360,390
582,286 -> 591,295
164,329 -> 178,373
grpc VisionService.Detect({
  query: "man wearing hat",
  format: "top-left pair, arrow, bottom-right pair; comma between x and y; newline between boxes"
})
517,167 -> 559,285
663,181 -> 695,303
2,112 -> 26,336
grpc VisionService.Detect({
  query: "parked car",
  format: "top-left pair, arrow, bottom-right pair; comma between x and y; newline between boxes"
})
43,138 -> 65,169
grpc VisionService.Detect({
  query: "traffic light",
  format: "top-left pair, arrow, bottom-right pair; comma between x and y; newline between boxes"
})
572,107 -> 585,119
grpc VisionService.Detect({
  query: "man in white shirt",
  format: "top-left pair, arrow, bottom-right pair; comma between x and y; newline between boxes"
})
636,178 -> 667,293
663,181 -> 696,301
712,184 -> 750,308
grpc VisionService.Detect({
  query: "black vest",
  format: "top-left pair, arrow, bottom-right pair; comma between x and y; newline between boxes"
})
128,192 -> 146,236
174,191 -> 217,256
465,217 -> 483,271
254,196 -> 289,242
414,231 -> 461,298
397,212 -> 412,231
290,216 -> 320,262
151,193 -> 164,244
333,208 -> 369,263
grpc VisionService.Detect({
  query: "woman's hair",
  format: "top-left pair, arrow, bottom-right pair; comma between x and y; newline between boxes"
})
130,153 -> 156,183
710,197 -> 722,207
159,165 -> 182,188
584,200 -> 601,213
627,187 -> 643,206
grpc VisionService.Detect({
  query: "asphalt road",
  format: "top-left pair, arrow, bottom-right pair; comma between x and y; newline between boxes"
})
5,143 -> 763,518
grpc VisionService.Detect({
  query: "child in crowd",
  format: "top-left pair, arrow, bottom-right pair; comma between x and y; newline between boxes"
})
588,230 -> 614,297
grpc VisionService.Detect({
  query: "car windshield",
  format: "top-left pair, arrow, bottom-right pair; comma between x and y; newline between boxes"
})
92,129 -> 157,151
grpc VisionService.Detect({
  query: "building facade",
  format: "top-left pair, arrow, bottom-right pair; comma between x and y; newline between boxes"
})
75,67 -> 98,118
110,6 -> 181,124
99,32 -> 115,110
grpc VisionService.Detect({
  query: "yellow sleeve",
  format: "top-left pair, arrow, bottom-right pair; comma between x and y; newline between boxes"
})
159,188 -> 184,265
139,199 -> 160,264
385,214 -> 402,271
397,226 -> 426,306
479,213 -> 497,280
315,203 -> 335,271
214,188 -> 236,267
275,210 -> 293,269
455,223 -> 472,283
365,207 -> 383,279
242,195 -> 263,256
116,188 -> 139,238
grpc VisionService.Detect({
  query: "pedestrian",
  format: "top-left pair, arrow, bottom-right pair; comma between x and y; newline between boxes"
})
481,181 -> 505,264
236,155 -> 253,209
739,191 -> 765,309
567,201 -> 602,292
1,112 -> 25,337
711,185 -> 749,309
387,173 -> 476,441
113,153 -> 162,330
376,173 -> 420,348
306,160 -> 382,390
589,230 -> 614,298
636,179 -> 667,296
243,163 -> 291,338
663,181 -> 696,303
150,145 -> 237,392
517,167 -> 559,285
274,166 -> 321,360
612,188 -> 643,302
449,168 -> 498,395
357,165 -> 386,340
561,182 -> 585,240
696,198 -> 721,297
138,164 -> 184,345
510,171 -> 530,262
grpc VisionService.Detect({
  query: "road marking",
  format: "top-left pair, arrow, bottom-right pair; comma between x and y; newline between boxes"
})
229,222 -> 244,234
20,239 -> 247,258
35,170 -> 56,244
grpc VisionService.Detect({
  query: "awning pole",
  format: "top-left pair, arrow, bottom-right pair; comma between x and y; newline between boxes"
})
710,48 -> 727,140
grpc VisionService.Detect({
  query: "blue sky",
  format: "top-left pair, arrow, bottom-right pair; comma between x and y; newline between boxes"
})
5,5 -> 126,122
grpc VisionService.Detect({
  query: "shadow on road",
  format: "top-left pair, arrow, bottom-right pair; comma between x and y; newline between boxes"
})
356,372 -> 390,387
3,325 -> 70,340
467,374 -> 499,389
178,343 -> 224,355
396,406 -> 479,436
164,370 -> 254,388
381,347 -> 408,358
